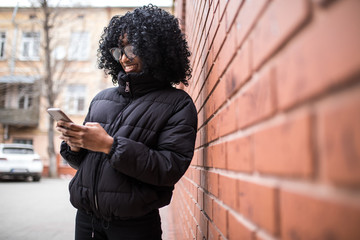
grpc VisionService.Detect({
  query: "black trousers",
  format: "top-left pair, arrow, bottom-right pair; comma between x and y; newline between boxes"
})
75,210 -> 162,240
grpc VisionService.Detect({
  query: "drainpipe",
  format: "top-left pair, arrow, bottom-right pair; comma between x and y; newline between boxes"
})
10,3 -> 19,75
3,125 -> 9,141
5,3 -> 19,142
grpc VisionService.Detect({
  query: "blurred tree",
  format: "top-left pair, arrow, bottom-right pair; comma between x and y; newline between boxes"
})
32,0 -> 72,177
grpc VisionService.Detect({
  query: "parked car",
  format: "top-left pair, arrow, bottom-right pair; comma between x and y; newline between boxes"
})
0,143 -> 43,181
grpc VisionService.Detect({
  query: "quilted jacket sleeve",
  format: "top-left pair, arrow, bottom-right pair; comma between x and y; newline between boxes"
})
60,142 -> 88,170
107,96 -> 198,186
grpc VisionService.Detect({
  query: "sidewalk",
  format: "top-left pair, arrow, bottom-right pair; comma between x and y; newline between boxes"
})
0,177 -> 177,240
160,205 -> 177,240
0,178 -> 76,240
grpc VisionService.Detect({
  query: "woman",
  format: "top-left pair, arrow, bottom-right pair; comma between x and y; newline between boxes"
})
57,5 -> 197,240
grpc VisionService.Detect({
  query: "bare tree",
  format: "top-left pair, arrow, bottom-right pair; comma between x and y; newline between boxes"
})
32,0 -> 73,177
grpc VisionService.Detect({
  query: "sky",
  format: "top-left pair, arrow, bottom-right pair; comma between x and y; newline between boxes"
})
0,0 -> 173,7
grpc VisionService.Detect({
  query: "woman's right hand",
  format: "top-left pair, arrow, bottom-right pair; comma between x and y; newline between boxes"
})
56,121 -> 81,152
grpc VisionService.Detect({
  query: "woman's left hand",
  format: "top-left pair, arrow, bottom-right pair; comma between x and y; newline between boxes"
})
57,121 -> 114,154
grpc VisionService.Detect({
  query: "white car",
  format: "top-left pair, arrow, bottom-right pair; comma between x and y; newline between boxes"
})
0,143 -> 43,181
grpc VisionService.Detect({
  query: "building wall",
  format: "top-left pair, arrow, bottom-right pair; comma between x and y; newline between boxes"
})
172,0 -> 360,239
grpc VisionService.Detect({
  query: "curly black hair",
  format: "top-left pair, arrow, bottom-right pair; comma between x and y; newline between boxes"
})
97,4 -> 191,86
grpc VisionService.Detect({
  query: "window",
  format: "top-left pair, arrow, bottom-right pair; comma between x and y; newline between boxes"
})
53,46 -> 66,60
18,84 -> 33,109
65,84 -> 86,114
0,32 -> 6,59
20,32 -> 40,60
3,147 -> 34,154
68,32 -> 90,61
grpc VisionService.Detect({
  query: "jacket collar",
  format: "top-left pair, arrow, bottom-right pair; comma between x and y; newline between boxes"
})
117,71 -> 171,97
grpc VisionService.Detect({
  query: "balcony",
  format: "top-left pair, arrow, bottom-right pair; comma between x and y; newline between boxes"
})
0,105 -> 39,127
0,75 -> 40,127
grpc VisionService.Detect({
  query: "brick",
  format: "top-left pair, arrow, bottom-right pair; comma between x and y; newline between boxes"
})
228,213 -> 255,240
236,66 -> 276,129
207,142 -> 227,169
197,148 -> 205,167
200,210 -> 209,238
224,0 -> 243,33
196,106 -> 204,129
213,13 -> 227,60
189,183 -> 197,201
253,110 -> 313,177
223,39 -> 252,98
205,80 -> 225,120
212,0 -> 219,13
208,221 -> 221,240
238,180 -> 279,235
196,226 -> 205,240
193,168 -> 201,186
226,136 -> 253,173
198,187 -> 204,209
208,2 -> 220,49
275,0 -> 360,110
213,201 -> 228,237
199,1 -> 209,39
190,213 -> 197,238
217,21 -> 237,78
218,175 -> 238,210
196,37 -> 207,72
192,148 -> 200,166
252,0 -> 310,69
206,79 -> 227,117
200,169 -> 207,189
205,58 -> 220,100
218,0 -> 228,22
207,171 -> 219,197
207,115 -> 220,143
235,0 -> 269,47
204,193 -> 213,219
205,1 -> 215,40
317,86 -> 360,186
217,99 -> 238,137
280,190 -> 360,240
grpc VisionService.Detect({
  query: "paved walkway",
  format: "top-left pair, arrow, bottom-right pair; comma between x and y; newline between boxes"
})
0,177 -> 176,240
0,178 -> 76,240
160,205 -> 177,240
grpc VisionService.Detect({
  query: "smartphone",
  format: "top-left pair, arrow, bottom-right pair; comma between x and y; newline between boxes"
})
47,108 -> 73,123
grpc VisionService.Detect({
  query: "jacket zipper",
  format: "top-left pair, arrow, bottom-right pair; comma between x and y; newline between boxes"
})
92,152 -> 104,213
93,82 -> 133,215
94,158 -> 105,212
95,194 -> 98,210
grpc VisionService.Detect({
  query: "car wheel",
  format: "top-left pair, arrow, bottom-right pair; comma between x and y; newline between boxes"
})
33,176 -> 41,182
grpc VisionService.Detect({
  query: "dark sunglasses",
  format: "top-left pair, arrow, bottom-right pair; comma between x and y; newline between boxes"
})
109,45 -> 136,61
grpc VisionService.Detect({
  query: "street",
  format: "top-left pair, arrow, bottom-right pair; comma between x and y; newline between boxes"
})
0,178 -> 76,240
0,177 -> 175,240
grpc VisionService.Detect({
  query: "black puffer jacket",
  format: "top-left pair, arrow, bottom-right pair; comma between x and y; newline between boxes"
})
60,72 -> 197,221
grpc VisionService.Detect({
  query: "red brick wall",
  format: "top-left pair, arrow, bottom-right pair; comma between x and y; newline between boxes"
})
171,0 -> 360,239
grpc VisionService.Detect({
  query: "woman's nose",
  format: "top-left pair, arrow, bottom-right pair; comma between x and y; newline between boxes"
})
120,53 -> 131,62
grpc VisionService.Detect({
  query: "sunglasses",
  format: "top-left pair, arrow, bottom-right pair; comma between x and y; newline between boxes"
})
109,45 -> 136,61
